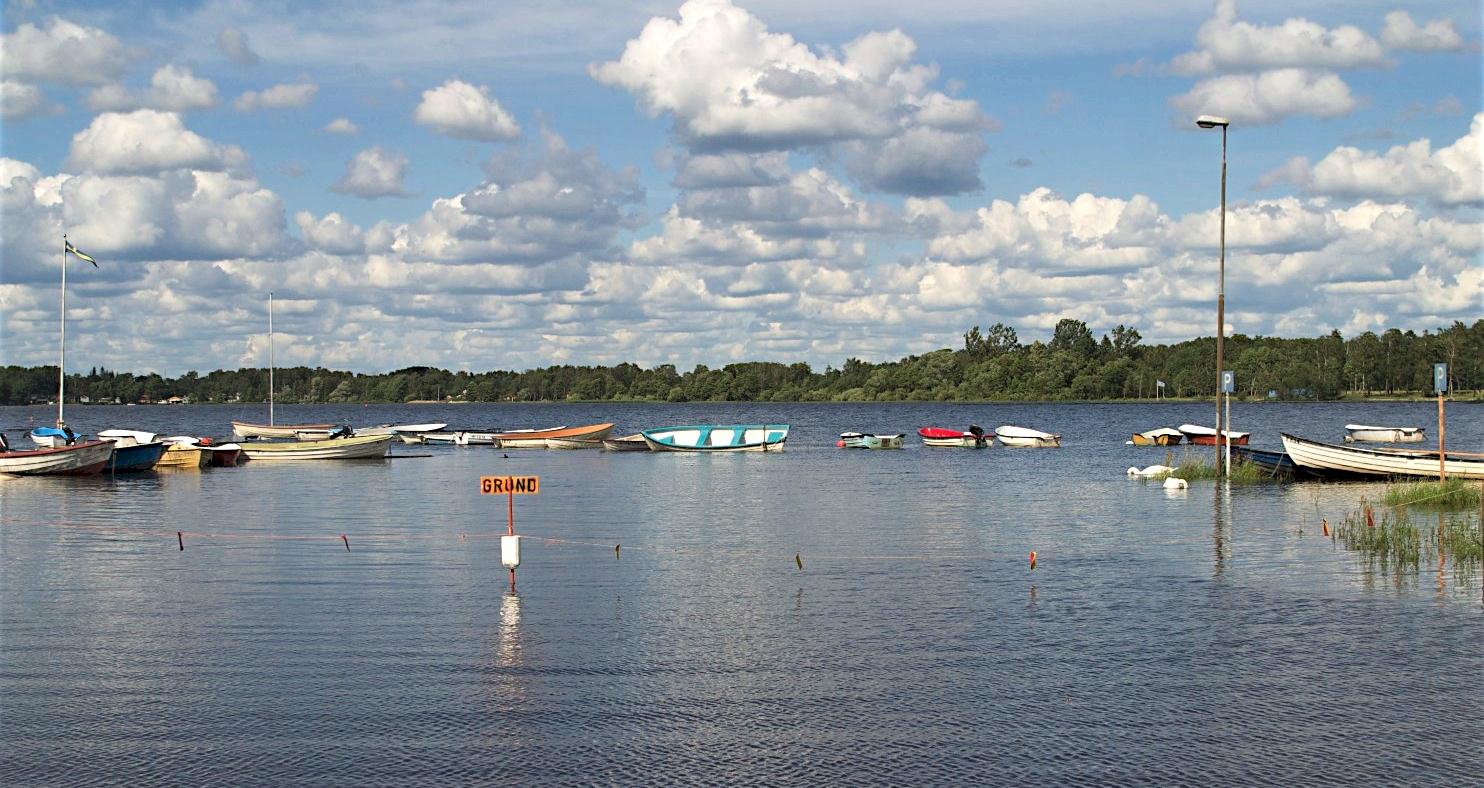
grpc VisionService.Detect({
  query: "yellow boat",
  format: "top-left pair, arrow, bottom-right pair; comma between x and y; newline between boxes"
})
1131,427 -> 1183,446
156,442 -> 208,468
238,434 -> 393,461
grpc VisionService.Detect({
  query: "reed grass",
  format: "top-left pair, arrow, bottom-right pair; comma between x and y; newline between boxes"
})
1334,499 -> 1481,572
1380,478 -> 1481,511
1171,455 -> 1270,484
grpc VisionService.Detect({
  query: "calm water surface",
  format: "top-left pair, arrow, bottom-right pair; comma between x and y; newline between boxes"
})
2,401 -> 1481,785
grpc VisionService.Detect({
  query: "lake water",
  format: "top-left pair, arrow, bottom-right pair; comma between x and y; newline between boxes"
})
2,401 -> 1481,785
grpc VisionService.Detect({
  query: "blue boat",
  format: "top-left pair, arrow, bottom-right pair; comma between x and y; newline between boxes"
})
1232,445 -> 1326,480
29,426 -> 77,448
641,425 -> 788,452
104,441 -> 167,472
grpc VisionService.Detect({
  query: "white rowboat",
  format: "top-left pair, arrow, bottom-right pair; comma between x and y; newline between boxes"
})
1281,433 -> 1484,480
1344,424 -> 1425,443
995,425 -> 1062,448
238,434 -> 393,461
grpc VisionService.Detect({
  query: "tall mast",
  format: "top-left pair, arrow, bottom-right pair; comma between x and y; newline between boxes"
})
57,235 -> 67,427
268,292 -> 275,426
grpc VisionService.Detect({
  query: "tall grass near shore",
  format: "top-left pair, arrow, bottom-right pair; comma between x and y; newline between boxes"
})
1380,478 -> 1481,510
1334,498 -> 1482,575
1171,455 -> 1269,484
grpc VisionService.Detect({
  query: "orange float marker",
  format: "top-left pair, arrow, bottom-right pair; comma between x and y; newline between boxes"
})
1029,550 -> 1038,570
1365,506 -> 1375,528
1321,519 -> 1330,537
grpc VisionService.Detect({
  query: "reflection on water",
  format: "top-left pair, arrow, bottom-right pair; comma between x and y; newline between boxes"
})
2,401 -> 1481,784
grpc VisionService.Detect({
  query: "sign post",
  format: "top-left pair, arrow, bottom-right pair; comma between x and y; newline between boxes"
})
481,475 -> 540,591
1434,364 -> 1447,481
1221,370 -> 1235,476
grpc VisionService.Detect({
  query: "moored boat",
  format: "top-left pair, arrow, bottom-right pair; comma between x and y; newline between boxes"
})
1344,424 -> 1425,444
0,439 -> 114,476
1231,445 -> 1327,480
602,434 -> 650,452
1177,423 -> 1250,446
496,423 -> 613,448
294,426 -> 353,442
545,437 -> 603,449
917,426 -> 992,448
97,430 -> 168,472
642,425 -> 787,452
157,437 -> 209,469
232,420 -> 340,440
1280,433 -> 1484,480
203,442 -> 242,467
840,432 -> 903,449
1130,427 -> 1183,446
29,426 -> 80,448
995,425 -> 1061,448
238,434 -> 394,461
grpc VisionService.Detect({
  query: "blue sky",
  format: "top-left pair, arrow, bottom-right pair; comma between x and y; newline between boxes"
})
1,0 -> 1479,374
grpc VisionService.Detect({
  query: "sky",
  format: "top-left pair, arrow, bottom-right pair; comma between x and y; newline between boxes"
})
1,0 -> 1479,375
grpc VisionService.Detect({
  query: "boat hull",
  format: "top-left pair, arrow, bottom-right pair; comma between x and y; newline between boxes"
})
996,426 -> 1062,448
104,441 -> 167,472
238,434 -> 393,461
0,440 -> 113,476
157,444 -> 208,468
861,434 -> 904,450
545,438 -> 602,449
495,423 -> 615,448
1131,428 -> 1183,446
602,435 -> 650,452
1281,433 -> 1484,480
1178,424 -> 1250,446
231,421 -> 338,440
642,425 -> 787,452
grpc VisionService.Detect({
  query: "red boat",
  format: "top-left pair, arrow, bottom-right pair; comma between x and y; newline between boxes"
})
917,426 -> 994,448
1177,424 -> 1250,446
0,439 -> 114,476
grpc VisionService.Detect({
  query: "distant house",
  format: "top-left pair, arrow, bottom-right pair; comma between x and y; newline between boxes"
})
165,396 -> 186,405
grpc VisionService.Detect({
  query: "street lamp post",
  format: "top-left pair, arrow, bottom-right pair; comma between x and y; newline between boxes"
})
1197,114 -> 1230,476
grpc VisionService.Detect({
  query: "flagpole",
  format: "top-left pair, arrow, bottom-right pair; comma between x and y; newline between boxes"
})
268,291 -> 274,427
58,235 -> 67,428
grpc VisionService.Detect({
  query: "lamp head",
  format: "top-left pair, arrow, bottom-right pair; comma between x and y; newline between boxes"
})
1196,115 -> 1230,129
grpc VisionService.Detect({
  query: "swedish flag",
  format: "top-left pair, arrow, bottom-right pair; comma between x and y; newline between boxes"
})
65,240 -> 98,267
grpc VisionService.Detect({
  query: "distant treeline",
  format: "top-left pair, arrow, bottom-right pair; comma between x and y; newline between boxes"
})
3,319 -> 1479,405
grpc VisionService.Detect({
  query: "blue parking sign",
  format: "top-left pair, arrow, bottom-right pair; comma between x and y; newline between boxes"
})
1434,363 -> 1447,394
1221,370 -> 1234,394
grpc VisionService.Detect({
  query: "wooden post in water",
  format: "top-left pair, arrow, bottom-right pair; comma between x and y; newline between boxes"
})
1437,392 -> 1445,481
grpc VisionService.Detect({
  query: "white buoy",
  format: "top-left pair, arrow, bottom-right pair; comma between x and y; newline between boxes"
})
1163,477 -> 1188,489
501,535 -> 521,569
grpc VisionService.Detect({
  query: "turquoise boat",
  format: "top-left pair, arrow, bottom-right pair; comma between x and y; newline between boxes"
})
641,425 -> 788,452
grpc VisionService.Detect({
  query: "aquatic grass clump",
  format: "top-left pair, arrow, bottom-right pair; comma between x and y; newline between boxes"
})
1436,517 -> 1482,563
1170,455 -> 1271,484
1336,503 -> 1423,570
1380,478 -> 1481,511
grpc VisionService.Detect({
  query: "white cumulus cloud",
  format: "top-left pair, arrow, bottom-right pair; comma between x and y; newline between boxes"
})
0,17 -> 128,86
1379,11 -> 1463,53
1171,0 -> 1386,74
1260,113 -> 1484,206
67,110 -> 245,175
324,117 -> 359,134
592,0 -> 989,195
87,65 -> 219,112
1171,68 -> 1357,125
330,147 -> 410,198
413,80 -> 520,141
2,80 -> 53,120
233,82 -> 318,111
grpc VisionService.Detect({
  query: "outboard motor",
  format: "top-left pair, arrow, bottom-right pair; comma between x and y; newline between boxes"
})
969,424 -> 986,448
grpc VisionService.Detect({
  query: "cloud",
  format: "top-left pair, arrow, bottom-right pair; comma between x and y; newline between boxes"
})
324,117 -> 359,134
399,129 -> 642,264
233,82 -> 318,111
413,79 -> 521,141
295,211 -> 365,254
1259,113 -> 1483,206
0,16 -> 128,86
592,0 -> 988,195
1171,0 -> 1385,75
671,151 -> 791,189
1379,11 -> 1463,53
87,65 -> 219,112
330,147 -> 410,198
68,110 -> 245,175
2,80 -> 54,120
217,27 -> 260,65
1170,68 -> 1357,125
